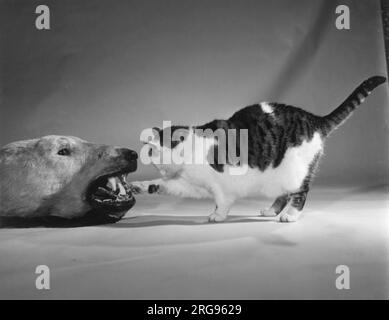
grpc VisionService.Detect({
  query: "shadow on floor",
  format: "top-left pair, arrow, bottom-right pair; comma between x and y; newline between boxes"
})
0,212 -> 122,228
105,214 -> 275,228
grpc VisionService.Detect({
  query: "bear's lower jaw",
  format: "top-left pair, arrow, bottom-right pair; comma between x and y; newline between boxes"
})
86,170 -> 135,213
79,206 -> 132,225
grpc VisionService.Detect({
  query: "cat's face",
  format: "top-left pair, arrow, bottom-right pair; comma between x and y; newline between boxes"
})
142,127 -> 190,177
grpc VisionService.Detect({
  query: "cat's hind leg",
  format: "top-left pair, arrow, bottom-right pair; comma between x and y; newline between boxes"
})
278,189 -> 308,222
259,194 -> 290,217
279,152 -> 320,222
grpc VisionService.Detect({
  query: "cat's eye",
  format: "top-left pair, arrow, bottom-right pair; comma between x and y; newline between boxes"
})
147,144 -> 159,157
58,148 -> 71,156
148,145 -> 158,157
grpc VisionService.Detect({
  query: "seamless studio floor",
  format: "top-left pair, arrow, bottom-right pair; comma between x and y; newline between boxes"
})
0,185 -> 388,299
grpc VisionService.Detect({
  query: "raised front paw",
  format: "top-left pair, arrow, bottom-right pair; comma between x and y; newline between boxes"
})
208,212 -> 227,223
148,184 -> 160,194
129,181 -> 162,195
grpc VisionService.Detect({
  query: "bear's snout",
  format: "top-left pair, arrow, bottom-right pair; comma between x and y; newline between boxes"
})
118,148 -> 138,161
108,147 -> 138,174
99,147 -> 137,163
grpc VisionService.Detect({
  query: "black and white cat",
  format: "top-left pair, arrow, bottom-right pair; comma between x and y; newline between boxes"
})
130,76 -> 386,222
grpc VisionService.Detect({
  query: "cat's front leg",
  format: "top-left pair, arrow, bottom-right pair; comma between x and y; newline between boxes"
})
130,179 -> 164,195
130,178 -> 208,198
208,190 -> 234,223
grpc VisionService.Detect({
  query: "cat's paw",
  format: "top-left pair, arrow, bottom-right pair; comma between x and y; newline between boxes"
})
148,184 -> 160,194
278,209 -> 301,223
208,212 -> 227,223
259,208 -> 276,217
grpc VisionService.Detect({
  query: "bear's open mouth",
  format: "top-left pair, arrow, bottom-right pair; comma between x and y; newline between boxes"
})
87,171 -> 135,212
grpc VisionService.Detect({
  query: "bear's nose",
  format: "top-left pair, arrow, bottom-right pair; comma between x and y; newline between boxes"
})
120,148 -> 138,161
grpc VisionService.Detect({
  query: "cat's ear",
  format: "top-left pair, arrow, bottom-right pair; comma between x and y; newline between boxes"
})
140,127 -> 161,145
152,127 -> 162,139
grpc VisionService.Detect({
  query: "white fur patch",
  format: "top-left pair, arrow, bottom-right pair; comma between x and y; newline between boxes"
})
213,132 -> 323,198
261,102 -> 273,114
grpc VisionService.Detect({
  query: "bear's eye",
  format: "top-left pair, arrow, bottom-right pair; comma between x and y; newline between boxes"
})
57,148 -> 71,156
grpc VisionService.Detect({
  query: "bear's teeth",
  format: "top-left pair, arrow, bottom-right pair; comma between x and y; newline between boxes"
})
108,177 -> 117,191
118,181 -> 126,195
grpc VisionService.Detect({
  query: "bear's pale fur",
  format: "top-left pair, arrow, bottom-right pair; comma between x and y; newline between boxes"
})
0,135 -> 137,226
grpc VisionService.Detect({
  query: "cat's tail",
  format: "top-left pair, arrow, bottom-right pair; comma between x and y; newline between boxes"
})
320,76 -> 386,136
